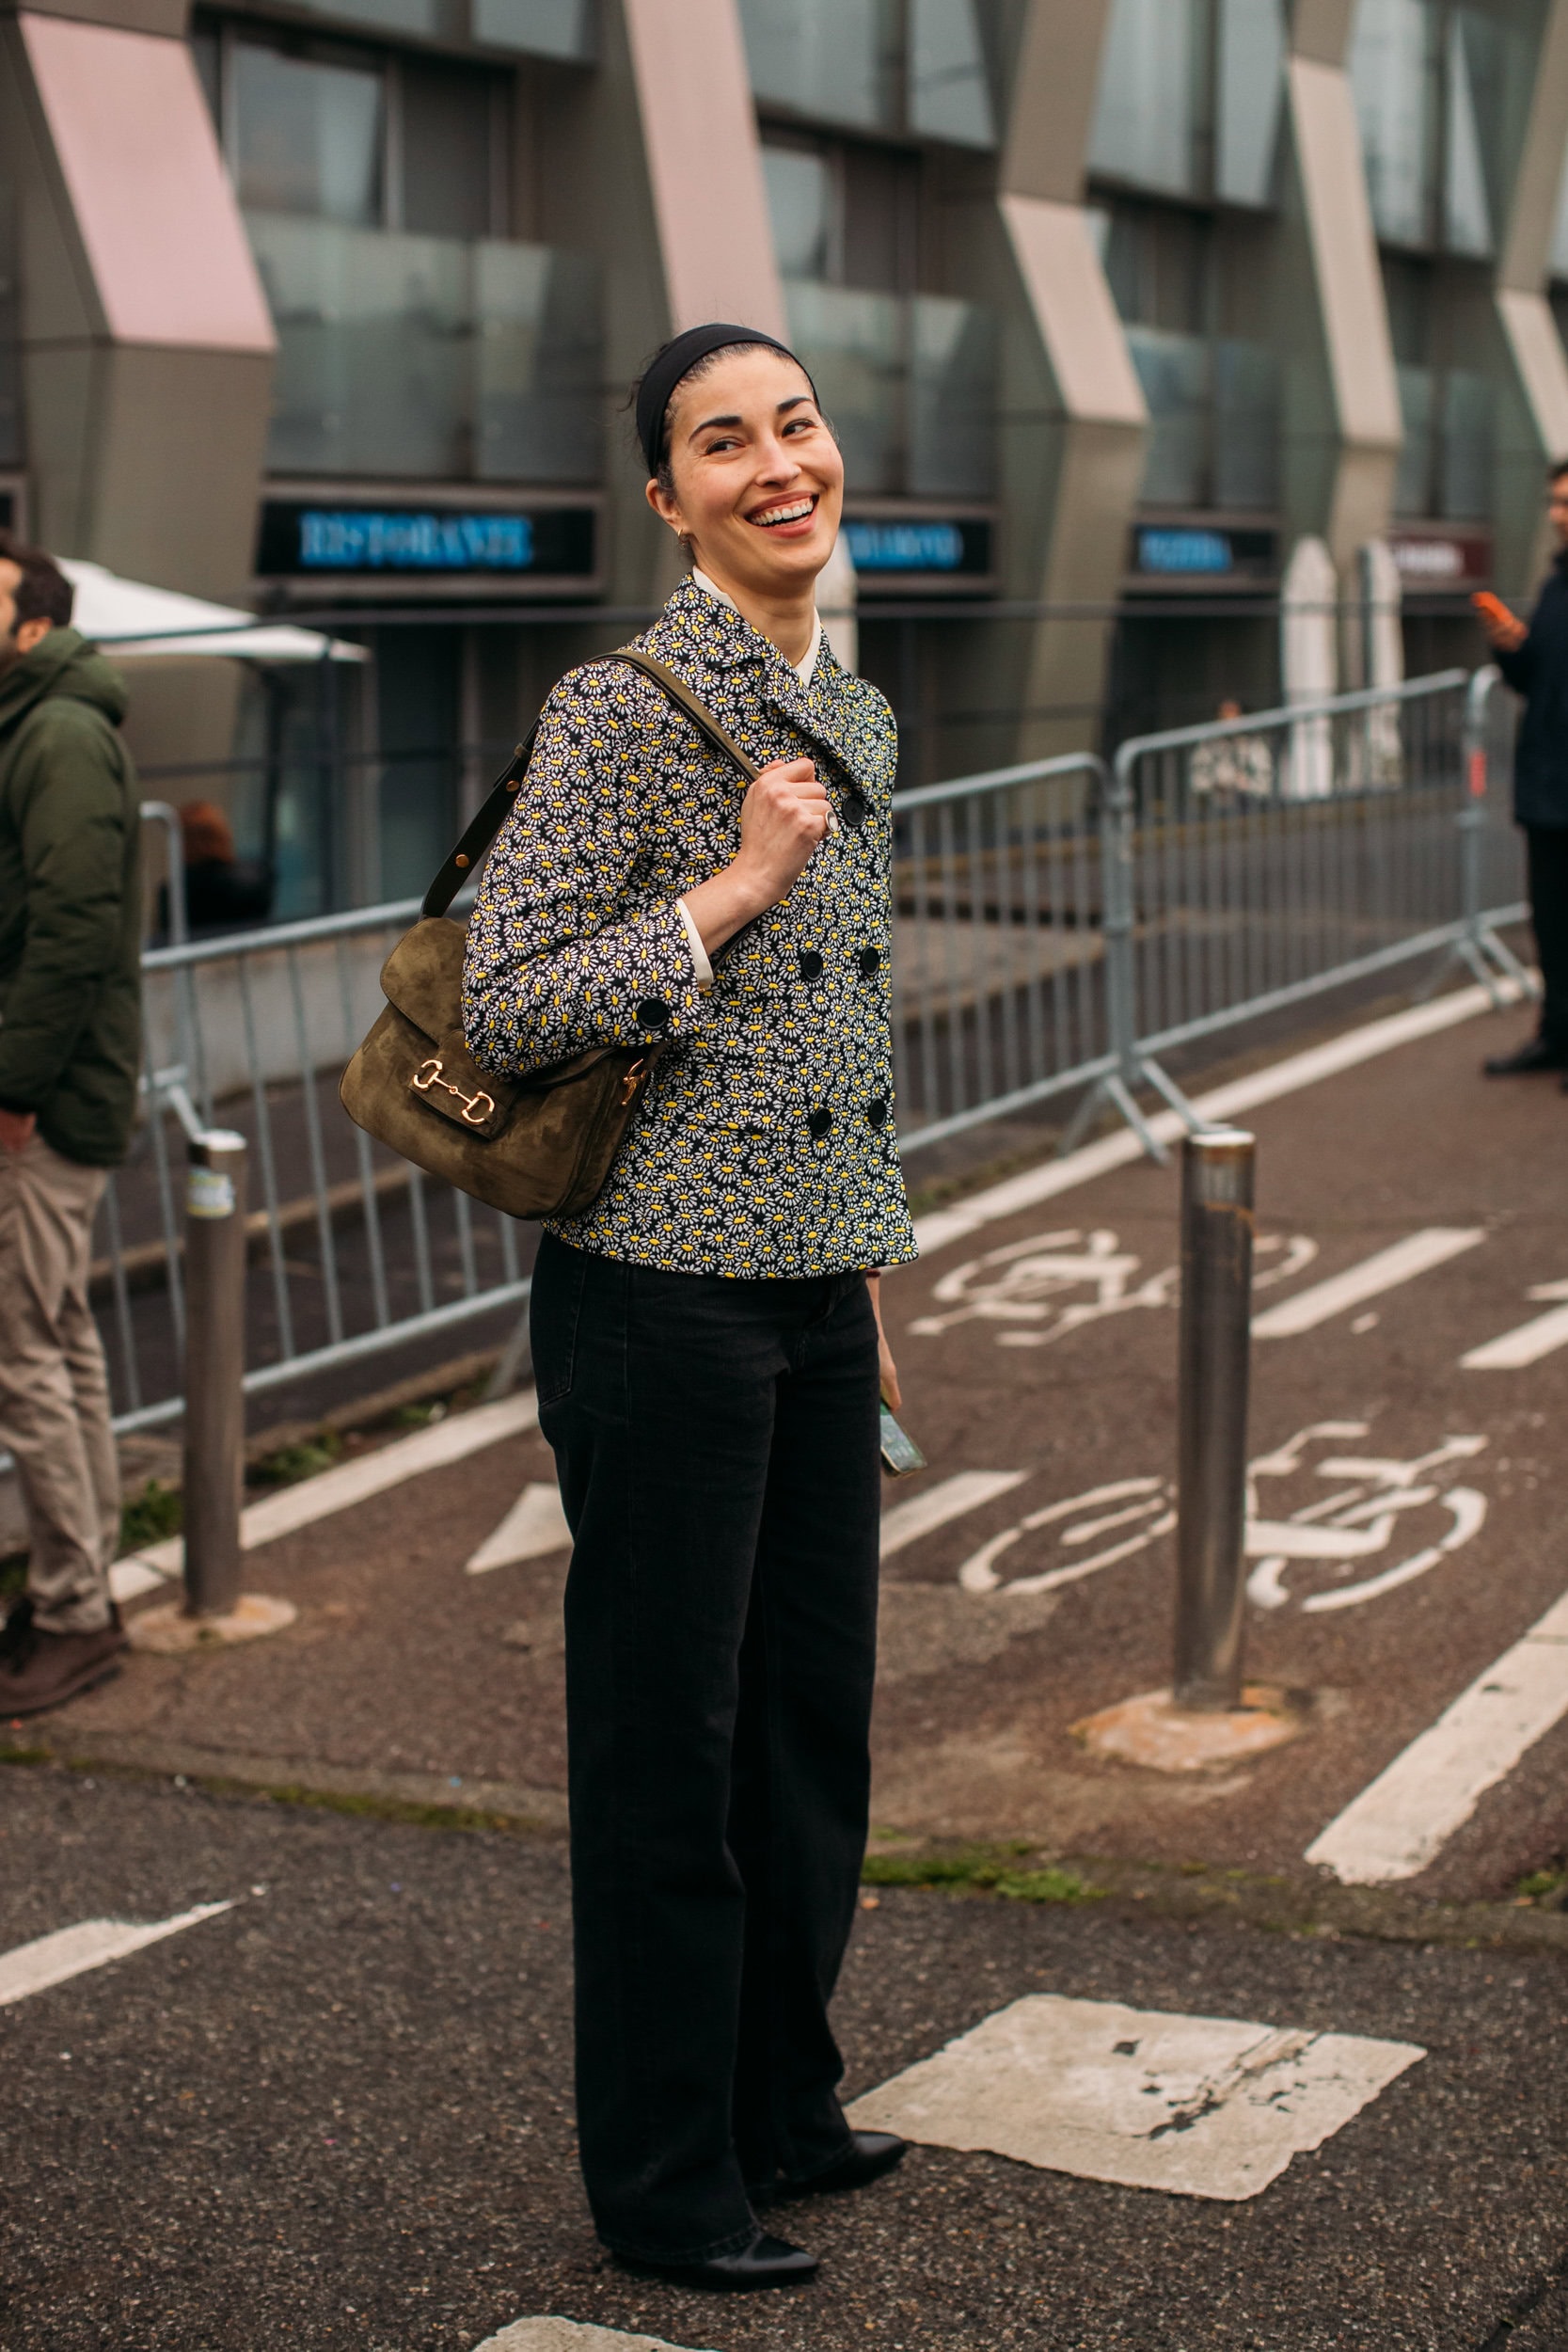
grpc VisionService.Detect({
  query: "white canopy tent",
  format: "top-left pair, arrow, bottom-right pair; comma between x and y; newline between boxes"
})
59,560 -> 367,663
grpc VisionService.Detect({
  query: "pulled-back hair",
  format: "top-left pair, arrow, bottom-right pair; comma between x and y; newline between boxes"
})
631,339 -> 782,493
0,531 -> 73,629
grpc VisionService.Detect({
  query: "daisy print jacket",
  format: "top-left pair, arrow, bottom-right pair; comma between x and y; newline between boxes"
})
462,574 -> 918,1279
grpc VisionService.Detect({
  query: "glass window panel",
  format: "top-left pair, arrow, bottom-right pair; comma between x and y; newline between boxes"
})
1212,338 -> 1280,508
1553,145 -> 1568,278
233,45 -> 384,226
1125,326 -> 1210,505
474,242 -> 601,481
470,0 -> 594,56
1348,0 -> 1434,246
909,294 -> 997,497
294,0 -> 458,40
190,27 -> 220,124
737,0 -> 896,133
1393,360 -> 1436,514
377,628 -> 460,904
783,278 -> 901,491
248,212 -> 602,482
1088,0 -> 1204,198
401,60 -> 493,240
1444,13 -> 1492,254
763,147 -> 833,279
1217,0 -> 1286,206
909,0 -> 996,148
843,146 -> 913,293
1440,366 -> 1494,518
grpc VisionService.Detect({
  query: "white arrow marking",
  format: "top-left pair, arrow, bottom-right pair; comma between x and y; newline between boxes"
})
1462,1279 -> 1568,1370
0,1903 -> 235,2009
466,1482 -> 572,1575
879,1470 -> 1028,1561
1307,1586 -> 1568,1883
1251,1229 -> 1485,1339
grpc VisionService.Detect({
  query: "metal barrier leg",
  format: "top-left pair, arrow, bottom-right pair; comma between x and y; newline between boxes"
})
182,1131 -> 248,1618
1172,1130 -> 1255,1710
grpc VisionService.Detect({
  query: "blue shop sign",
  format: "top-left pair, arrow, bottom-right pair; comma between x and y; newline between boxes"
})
1138,527 -> 1232,575
257,501 -> 596,579
843,516 -> 991,580
1132,525 -> 1276,584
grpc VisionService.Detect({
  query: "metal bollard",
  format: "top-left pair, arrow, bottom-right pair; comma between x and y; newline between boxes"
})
182,1129 -> 248,1618
1173,1128 -> 1256,1711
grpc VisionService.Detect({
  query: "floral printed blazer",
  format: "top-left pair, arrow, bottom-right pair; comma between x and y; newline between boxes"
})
462,573 -> 918,1279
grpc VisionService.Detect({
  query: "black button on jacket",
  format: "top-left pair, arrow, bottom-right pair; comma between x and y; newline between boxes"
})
1497,552 -> 1568,829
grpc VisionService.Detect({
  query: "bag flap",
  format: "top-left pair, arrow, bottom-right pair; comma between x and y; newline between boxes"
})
380,917 -> 467,1039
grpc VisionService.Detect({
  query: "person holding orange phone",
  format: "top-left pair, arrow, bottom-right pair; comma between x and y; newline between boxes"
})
1475,462 -> 1568,1078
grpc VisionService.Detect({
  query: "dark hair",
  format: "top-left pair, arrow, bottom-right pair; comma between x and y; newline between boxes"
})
0,532 -> 73,629
631,331 -> 822,490
1552,459 -> 1568,485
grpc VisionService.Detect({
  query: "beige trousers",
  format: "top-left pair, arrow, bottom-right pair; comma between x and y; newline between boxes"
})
0,1134 -> 119,1631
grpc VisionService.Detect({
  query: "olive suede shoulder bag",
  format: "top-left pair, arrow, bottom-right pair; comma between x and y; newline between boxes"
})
340,650 -> 759,1221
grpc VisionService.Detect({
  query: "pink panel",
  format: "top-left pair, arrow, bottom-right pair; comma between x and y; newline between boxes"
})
621,0 -> 784,339
20,12 -> 274,353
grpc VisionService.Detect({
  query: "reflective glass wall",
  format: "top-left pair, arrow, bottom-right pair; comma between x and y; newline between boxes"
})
193,20 -> 601,483
1348,0 -> 1544,531
738,0 -> 1008,146
1087,0 -> 1287,516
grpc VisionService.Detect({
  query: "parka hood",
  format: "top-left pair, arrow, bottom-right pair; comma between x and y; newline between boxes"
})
0,627 -> 128,737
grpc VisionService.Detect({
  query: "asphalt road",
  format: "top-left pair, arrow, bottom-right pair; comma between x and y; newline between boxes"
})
4,1765 -> 1566,2352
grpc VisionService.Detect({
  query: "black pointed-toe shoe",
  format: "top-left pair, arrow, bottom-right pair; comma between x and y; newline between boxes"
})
771,2131 -> 910,2201
613,2231 -> 820,2293
1484,1036 -> 1568,1075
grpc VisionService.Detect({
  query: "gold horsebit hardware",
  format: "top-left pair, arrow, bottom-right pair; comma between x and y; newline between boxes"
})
411,1057 -> 496,1125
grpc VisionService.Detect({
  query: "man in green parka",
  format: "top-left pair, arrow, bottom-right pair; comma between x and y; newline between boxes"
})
0,534 -> 141,1713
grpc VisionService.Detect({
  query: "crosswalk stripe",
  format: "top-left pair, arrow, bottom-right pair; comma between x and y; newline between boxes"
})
1251,1229 -> 1485,1339
1306,1588 -> 1568,1884
879,1470 -> 1028,1560
0,1903 -> 234,2009
1461,1279 -> 1568,1370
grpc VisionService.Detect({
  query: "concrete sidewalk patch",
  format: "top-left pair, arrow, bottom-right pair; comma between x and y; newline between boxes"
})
847,1994 -> 1423,2201
472,2324 -> 716,2352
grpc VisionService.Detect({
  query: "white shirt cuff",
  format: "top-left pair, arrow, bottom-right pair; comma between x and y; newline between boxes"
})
675,898 -> 713,992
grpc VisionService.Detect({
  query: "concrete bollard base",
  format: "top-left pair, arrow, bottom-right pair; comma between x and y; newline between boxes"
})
1071,1683 -> 1307,1772
128,1594 -> 297,1654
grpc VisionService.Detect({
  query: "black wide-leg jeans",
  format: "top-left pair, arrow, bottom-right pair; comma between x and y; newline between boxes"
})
531,1232 -> 883,2264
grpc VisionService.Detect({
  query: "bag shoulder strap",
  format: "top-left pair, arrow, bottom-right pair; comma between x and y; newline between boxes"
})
420,645 -> 761,918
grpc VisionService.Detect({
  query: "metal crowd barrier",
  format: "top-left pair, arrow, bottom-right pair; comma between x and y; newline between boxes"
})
85,664 -> 1528,1436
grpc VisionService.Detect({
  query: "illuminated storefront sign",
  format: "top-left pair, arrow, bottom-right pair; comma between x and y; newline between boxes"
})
1131,526 -> 1276,584
844,516 -> 991,580
256,501 -> 596,580
1387,530 -> 1492,587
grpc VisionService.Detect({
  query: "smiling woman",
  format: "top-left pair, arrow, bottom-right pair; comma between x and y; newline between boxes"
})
462,324 -> 915,2295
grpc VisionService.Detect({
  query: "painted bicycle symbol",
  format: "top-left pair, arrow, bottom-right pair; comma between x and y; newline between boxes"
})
912,1228 -> 1318,1348
954,1421 -> 1488,1616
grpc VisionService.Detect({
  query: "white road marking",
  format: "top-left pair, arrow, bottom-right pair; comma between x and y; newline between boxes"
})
911,979 -> 1520,1259
110,1391 -> 541,1603
466,1482 -> 572,1575
1250,1229 -> 1485,1339
879,1470 -> 1028,1560
0,1902 -> 234,2009
847,1994 -> 1423,2202
1306,1589 -> 1568,1884
473,2323 -> 712,2352
1462,1279 -> 1568,1369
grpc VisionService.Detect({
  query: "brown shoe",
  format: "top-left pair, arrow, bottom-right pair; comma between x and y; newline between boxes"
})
0,1598 -> 126,1718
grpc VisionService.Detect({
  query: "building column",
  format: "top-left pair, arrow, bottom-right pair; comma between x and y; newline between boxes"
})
1494,0 -> 1568,590
983,0 -> 1148,765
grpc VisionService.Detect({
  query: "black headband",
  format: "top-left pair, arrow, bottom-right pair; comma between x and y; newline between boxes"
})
635,322 -> 817,478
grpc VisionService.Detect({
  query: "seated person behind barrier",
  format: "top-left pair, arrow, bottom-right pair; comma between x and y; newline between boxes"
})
1188,699 -> 1275,802
169,801 -> 273,937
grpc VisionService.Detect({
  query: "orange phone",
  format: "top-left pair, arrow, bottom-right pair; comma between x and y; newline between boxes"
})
1472,592 -> 1514,626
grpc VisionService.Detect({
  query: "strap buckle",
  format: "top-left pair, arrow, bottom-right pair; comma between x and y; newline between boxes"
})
411,1057 -> 496,1126
619,1056 -> 649,1107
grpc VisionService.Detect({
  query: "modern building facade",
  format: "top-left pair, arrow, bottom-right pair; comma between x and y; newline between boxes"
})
2,0 -> 1567,916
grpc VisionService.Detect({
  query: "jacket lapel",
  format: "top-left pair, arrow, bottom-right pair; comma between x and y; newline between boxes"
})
641,578 -> 875,792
